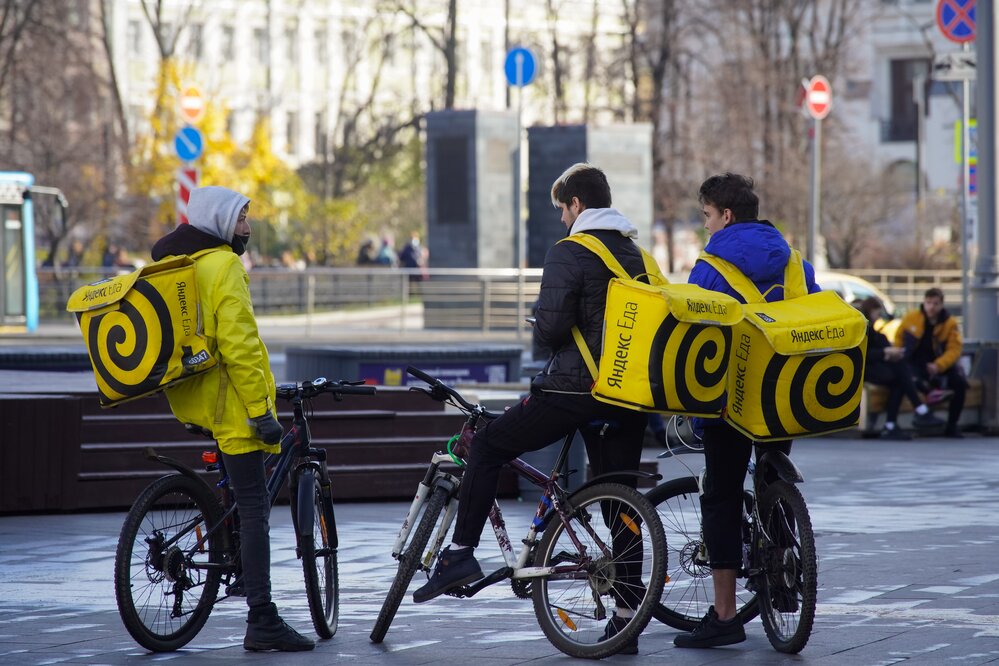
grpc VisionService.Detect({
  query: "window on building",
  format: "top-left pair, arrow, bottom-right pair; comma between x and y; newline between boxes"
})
189,23 -> 203,60
253,27 -> 268,63
127,20 -> 142,56
285,25 -> 297,64
341,20 -> 357,62
286,111 -> 299,154
221,25 -> 235,61
883,57 -> 929,142
316,24 -> 327,64
314,112 -> 327,157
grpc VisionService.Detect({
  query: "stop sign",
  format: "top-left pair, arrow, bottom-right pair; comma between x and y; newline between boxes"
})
805,75 -> 832,120
179,86 -> 205,124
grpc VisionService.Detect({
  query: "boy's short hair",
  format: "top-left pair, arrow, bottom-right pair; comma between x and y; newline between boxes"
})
551,163 -> 612,209
924,287 -> 944,301
698,173 -> 760,222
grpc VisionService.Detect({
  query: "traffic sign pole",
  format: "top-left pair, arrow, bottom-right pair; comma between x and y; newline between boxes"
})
961,40 -> 973,332
804,75 -> 831,265
808,116 -> 822,265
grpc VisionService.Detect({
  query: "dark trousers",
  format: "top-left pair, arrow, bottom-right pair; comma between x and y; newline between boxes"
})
221,450 -> 272,609
451,390 -> 647,607
865,360 -> 922,423
911,363 -> 968,430
701,421 -> 791,570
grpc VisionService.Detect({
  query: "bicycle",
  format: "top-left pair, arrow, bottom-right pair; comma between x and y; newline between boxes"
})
369,366 -> 667,659
646,416 -> 817,654
113,377 -> 376,652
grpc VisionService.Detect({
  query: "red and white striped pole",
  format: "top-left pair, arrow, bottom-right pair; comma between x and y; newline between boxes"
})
176,167 -> 199,225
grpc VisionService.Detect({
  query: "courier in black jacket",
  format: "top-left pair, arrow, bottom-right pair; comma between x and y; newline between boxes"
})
413,163 -> 652,651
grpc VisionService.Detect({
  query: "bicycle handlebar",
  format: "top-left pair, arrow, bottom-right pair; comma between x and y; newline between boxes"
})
276,377 -> 377,401
405,366 -> 501,419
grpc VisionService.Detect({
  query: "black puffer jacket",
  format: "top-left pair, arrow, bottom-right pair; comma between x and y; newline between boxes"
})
533,210 -> 648,394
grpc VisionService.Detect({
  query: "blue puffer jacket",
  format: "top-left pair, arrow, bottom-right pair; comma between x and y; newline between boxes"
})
689,220 -> 821,433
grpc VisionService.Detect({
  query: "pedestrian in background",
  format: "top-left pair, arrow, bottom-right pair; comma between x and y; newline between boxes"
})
858,296 -> 944,440
895,287 -> 968,438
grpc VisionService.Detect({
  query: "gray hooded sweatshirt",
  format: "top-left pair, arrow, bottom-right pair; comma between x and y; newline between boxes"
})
188,186 -> 249,243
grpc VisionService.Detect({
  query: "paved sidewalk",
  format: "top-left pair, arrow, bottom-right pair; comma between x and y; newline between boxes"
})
2,437 -> 999,664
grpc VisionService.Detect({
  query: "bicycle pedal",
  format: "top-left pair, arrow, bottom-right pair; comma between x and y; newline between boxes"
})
225,581 -> 245,597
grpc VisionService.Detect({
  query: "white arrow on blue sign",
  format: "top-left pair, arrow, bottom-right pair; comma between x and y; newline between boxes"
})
174,126 -> 204,162
504,47 -> 536,87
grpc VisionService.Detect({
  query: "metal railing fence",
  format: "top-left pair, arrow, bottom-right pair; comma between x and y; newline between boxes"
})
37,266 -> 964,331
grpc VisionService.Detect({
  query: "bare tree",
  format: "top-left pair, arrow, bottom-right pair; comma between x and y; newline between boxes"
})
385,0 -> 458,109
545,0 -> 569,123
1,1 -> 121,265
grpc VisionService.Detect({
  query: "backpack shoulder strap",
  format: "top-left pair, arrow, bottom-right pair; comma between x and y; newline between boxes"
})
559,233 -> 630,280
783,249 -> 808,299
697,252 -> 764,303
560,233 -> 667,284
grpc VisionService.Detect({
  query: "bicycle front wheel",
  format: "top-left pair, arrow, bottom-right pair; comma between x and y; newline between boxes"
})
299,468 -> 339,639
532,482 -> 666,659
646,477 -> 758,630
757,480 -> 817,654
369,485 -> 450,643
114,474 -> 225,651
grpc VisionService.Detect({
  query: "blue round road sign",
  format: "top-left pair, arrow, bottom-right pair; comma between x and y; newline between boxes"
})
504,47 -> 536,87
937,0 -> 976,44
173,125 -> 204,162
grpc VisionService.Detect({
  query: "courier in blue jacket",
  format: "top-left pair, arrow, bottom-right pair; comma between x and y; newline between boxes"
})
674,173 -> 820,649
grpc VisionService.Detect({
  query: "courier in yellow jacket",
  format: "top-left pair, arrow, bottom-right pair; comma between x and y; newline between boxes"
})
150,187 -> 315,651
152,208 -> 278,455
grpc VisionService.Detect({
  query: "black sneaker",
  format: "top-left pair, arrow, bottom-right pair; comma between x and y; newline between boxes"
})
913,411 -> 945,429
879,427 -> 912,441
944,427 -> 965,439
673,606 -> 746,649
600,614 -> 638,655
412,547 -> 483,603
244,603 -> 315,652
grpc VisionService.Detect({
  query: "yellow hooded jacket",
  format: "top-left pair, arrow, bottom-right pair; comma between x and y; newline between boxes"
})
894,307 -> 963,373
163,246 -> 278,455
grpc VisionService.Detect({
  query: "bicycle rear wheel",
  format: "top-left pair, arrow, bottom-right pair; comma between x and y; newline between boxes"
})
299,468 -> 339,639
532,483 -> 666,659
369,485 -> 450,643
114,474 -> 225,651
757,480 -> 817,654
646,477 -> 759,630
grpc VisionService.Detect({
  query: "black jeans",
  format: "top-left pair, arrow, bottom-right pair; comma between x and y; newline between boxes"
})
865,360 -> 922,423
701,421 -> 791,570
221,450 -> 272,610
451,390 -> 647,606
910,363 -> 968,430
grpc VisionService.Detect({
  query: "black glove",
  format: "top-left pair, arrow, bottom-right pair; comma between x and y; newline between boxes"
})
249,413 -> 283,445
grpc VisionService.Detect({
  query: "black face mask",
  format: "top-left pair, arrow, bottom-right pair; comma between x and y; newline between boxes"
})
231,233 -> 250,256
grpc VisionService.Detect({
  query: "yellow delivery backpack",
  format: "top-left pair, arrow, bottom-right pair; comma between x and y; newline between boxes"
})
698,249 -> 868,441
66,252 -> 217,407
560,233 -> 743,416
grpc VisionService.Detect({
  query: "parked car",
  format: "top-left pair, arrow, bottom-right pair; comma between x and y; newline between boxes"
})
817,271 -> 901,340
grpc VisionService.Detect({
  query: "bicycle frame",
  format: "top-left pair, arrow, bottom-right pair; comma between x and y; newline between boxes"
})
394,429 -> 622,598
144,385 -> 351,587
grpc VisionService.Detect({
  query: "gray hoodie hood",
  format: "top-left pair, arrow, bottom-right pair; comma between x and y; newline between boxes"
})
569,207 -> 638,239
188,186 -> 249,243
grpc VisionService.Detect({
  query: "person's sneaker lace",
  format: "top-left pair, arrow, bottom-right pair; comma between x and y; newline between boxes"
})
413,546 -> 483,604
673,605 -> 746,649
